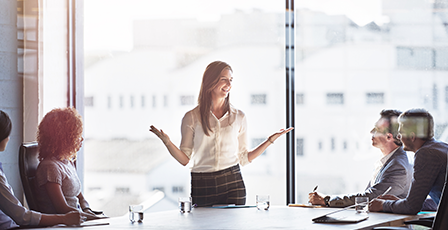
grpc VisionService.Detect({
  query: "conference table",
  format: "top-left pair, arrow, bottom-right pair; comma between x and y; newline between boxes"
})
27,206 -> 434,229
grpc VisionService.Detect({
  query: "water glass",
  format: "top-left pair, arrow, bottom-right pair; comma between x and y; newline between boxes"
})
178,197 -> 192,213
355,197 -> 369,213
129,205 -> 144,223
256,194 -> 270,210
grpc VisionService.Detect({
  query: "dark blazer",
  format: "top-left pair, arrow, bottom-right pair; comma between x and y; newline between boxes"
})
383,138 -> 448,214
329,147 -> 413,207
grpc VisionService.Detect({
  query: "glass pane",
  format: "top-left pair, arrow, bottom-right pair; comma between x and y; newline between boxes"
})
19,0 -> 69,140
18,0 -> 41,142
41,0 -> 69,112
295,0 -> 448,203
84,0 -> 284,217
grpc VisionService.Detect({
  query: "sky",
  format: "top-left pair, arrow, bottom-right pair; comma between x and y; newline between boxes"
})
84,0 -> 382,52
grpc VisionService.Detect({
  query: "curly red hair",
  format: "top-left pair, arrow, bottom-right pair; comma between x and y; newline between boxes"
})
37,107 -> 83,161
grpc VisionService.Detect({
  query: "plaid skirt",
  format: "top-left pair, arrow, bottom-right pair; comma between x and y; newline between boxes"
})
191,164 -> 246,207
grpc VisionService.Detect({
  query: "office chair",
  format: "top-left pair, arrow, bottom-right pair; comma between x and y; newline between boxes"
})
18,142 -> 105,216
373,181 -> 448,230
18,142 -> 41,212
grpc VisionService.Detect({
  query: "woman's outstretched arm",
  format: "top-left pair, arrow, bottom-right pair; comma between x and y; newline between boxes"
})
149,125 -> 190,166
247,127 -> 294,162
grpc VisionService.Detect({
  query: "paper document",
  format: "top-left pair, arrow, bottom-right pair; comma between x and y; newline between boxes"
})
288,204 -> 324,208
210,204 -> 256,208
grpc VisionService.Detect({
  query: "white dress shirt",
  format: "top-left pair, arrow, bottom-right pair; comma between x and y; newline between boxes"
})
180,105 -> 250,172
370,147 -> 399,186
0,162 -> 41,229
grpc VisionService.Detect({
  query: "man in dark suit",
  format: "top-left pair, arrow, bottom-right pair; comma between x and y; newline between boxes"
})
370,108 -> 447,214
308,109 -> 413,208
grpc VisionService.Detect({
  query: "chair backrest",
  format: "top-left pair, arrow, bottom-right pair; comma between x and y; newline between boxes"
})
18,142 -> 40,212
432,170 -> 448,230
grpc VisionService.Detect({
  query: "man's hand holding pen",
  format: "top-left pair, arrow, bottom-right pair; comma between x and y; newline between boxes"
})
308,185 -> 327,206
369,187 -> 396,212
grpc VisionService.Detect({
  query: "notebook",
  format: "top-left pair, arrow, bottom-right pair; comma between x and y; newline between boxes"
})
47,221 -> 110,228
288,203 -> 324,208
210,204 -> 256,208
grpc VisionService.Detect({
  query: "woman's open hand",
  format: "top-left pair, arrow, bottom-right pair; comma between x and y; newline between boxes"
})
149,125 -> 171,144
268,127 -> 294,143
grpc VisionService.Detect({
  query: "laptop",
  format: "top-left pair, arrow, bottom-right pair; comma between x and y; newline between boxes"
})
312,205 -> 369,223
312,214 -> 368,223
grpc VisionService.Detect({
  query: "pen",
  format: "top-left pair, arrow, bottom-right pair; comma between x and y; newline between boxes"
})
312,185 -> 318,193
369,186 -> 392,204
380,186 -> 392,197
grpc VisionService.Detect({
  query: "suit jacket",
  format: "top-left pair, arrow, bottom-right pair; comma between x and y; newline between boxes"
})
328,147 -> 413,207
383,138 -> 448,214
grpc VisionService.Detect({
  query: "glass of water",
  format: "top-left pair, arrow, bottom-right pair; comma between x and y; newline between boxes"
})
355,197 -> 369,213
178,197 -> 192,213
256,194 -> 270,210
129,205 -> 144,223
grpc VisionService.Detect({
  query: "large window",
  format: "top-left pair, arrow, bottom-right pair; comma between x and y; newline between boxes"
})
84,0 -> 285,216
14,0 -> 447,217
18,0 -> 73,141
294,0 -> 448,203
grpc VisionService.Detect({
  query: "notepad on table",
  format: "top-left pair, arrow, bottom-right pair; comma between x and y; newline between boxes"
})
288,204 -> 324,208
210,204 -> 256,208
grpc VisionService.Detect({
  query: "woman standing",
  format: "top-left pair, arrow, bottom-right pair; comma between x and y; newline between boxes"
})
150,61 -> 293,206
35,107 -> 101,218
0,110 -> 85,229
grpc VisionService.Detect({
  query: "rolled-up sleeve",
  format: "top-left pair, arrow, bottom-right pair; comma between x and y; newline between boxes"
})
237,113 -> 249,166
180,111 -> 195,159
0,172 -> 41,227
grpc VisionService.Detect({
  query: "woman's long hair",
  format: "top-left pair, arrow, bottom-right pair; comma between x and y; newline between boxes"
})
37,107 -> 83,161
197,61 -> 232,136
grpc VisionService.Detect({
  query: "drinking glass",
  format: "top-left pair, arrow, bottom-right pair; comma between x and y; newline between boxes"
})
129,205 -> 144,223
178,197 -> 192,213
355,197 -> 369,213
256,194 -> 270,210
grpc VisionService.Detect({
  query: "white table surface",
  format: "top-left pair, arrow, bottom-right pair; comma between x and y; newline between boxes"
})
23,206 -> 434,229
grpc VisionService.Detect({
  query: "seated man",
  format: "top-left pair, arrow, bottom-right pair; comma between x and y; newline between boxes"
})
370,108 -> 448,214
309,109 -> 413,207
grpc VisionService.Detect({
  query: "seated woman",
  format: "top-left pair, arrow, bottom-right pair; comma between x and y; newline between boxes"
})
35,107 -> 101,217
0,110 -> 85,229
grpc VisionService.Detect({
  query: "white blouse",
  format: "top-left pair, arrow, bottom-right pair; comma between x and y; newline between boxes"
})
180,105 -> 250,172
0,163 -> 41,229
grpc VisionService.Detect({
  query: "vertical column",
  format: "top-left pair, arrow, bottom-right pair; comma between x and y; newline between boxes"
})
22,0 -> 40,143
285,0 -> 296,205
72,0 -> 86,188
0,0 -> 24,202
